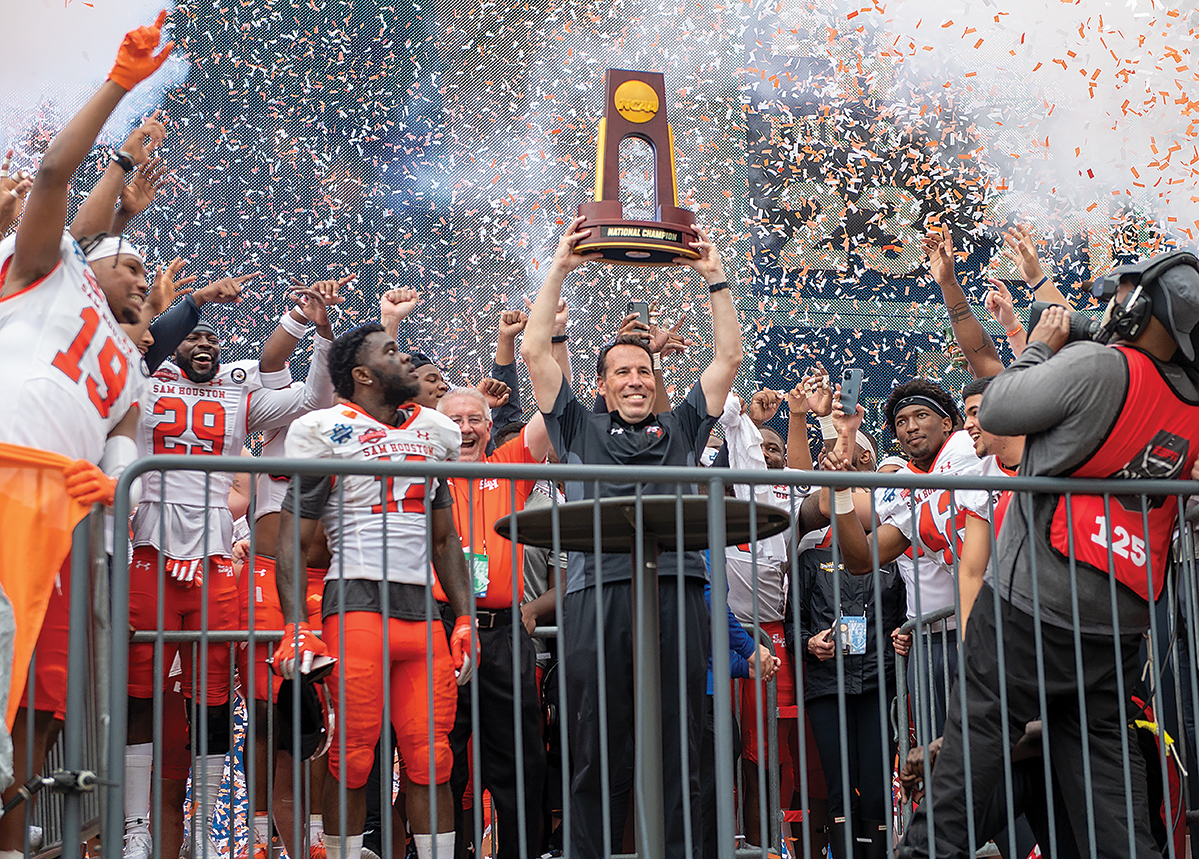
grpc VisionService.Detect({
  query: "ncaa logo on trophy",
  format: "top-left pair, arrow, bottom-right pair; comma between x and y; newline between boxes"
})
575,69 -> 700,265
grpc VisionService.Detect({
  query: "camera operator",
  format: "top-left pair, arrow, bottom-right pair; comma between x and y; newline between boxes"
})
897,251 -> 1199,859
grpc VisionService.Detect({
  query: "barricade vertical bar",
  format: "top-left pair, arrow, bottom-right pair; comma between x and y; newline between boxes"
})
334,480 -> 349,857
152,475 -> 168,859
1177,496 -> 1199,842
673,488 -> 694,859
989,493 -> 1015,859
591,486 -> 612,859
91,502 -> 113,859
1022,478 -> 1058,859
790,486 -> 811,859
865,487 -> 891,859
945,493 -> 975,855
468,479 -> 483,859
424,475 -> 437,859
1101,493 -> 1138,859
60,512 -> 94,859
551,487 -> 570,859
906,491 -> 934,858
508,478 -> 530,859
826,485 -> 853,859
707,480 -> 733,859
1062,466 -> 1101,859
377,470 -> 392,859
632,486 -> 665,859
245,479 -> 259,859
746,487 -> 768,858
1142,494 -> 1177,859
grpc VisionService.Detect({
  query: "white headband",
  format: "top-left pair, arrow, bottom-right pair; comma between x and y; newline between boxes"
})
84,236 -> 145,266
855,430 -> 876,461
877,454 -> 908,471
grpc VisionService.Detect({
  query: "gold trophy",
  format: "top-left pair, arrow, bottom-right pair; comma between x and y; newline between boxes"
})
575,69 -> 700,265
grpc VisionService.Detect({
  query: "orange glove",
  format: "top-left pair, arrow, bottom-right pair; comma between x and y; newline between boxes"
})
108,11 -> 175,92
63,459 -> 116,506
449,616 -> 479,686
272,622 -> 327,680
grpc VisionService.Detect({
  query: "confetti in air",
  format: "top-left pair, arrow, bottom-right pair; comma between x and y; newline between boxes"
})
1,0 -> 1195,447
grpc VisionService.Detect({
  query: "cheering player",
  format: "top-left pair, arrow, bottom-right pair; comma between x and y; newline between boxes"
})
271,324 -> 479,859
0,12 -> 172,847
126,286 -> 337,858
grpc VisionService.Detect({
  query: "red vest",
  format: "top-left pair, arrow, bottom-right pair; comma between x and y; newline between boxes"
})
1048,346 -> 1199,600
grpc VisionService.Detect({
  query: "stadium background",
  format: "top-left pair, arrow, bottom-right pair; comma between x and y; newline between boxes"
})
4,0 -> 1194,454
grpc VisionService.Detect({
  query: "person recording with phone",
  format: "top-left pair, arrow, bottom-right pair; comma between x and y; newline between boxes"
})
819,375 -> 979,740
896,251 -> 1199,859
786,413 -> 905,859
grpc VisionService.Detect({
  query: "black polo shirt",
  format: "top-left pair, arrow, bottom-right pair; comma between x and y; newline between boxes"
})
542,375 -> 716,593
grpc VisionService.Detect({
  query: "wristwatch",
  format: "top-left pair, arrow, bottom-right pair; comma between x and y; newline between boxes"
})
111,149 -> 136,173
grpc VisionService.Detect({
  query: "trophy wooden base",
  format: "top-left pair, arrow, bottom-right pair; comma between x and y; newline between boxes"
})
575,201 -> 700,266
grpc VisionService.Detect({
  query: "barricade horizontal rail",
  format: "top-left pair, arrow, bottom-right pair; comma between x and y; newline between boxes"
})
86,453 -> 1199,859
112,453 -> 1199,496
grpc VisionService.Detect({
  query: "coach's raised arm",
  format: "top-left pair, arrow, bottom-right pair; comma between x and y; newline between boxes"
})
520,214 -> 743,859
523,215 -> 742,417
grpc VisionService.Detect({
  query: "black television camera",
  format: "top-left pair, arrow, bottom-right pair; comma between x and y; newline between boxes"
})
1024,250 -> 1199,349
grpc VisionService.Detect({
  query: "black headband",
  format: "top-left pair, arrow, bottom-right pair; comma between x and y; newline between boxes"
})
893,395 -> 950,421
409,351 -> 438,370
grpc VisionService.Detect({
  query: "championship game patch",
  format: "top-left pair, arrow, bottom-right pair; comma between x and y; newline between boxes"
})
329,423 -> 353,443
231,367 -> 247,384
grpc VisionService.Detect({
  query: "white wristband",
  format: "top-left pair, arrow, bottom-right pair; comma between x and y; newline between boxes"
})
278,311 -> 310,339
817,414 -> 837,441
833,488 -> 854,515
652,354 -> 662,371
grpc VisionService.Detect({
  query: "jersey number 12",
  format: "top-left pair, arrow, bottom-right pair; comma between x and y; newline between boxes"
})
372,455 -> 428,514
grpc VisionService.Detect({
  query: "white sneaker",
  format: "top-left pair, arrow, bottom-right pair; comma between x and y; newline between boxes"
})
124,822 -> 152,859
29,825 -> 44,851
179,830 -> 224,859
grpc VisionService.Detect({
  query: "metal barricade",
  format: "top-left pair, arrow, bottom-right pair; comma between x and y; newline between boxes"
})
6,509 -> 111,859
71,455 -> 1199,859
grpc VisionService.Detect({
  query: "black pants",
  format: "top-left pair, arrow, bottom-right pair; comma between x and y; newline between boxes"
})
973,757 -> 1080,859
563,579 -> 709,859
442,612 -> 546,859
899,584 -> 1159,859
699,695 -> 739,859
806,687 -> 892,823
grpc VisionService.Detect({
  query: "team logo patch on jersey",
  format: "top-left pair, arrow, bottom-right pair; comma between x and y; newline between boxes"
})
358,428 -> 387,444
231,368 -> 247,384
329,424 -> 353,444
154,368 -> 180,382
645,425 -> 663,438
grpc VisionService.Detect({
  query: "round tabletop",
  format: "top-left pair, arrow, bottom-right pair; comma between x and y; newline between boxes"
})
494,494 -> 791,553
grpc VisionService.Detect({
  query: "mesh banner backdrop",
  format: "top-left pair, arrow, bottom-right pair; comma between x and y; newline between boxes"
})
4,0 -> 1194,448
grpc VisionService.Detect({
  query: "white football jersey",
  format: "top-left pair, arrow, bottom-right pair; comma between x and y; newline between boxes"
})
957,454 -> 1015,520
0,232 -> 146,462
254,426 -> 292,522
132,335 -> 332,559
284,402 -> 461,586
873,429 -> 981,618
726,478 -> 809,624
716,396 -> 808,623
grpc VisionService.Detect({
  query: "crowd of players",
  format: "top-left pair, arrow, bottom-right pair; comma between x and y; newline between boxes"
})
6,12 -> 1199,859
